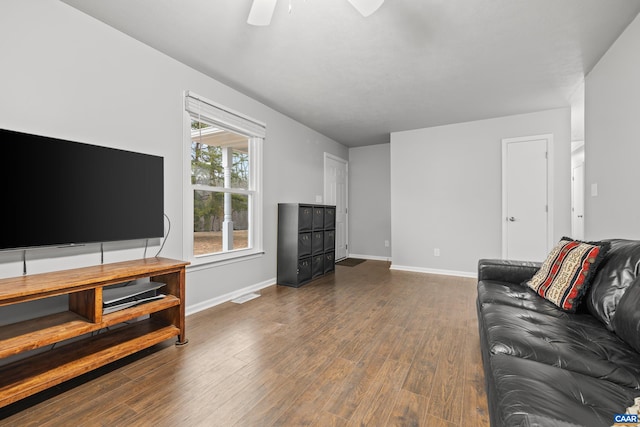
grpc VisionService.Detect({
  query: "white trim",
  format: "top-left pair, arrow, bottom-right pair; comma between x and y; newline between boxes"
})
571,140 -> 584,152
183,109 -> 193,259
324,153 -> 349,261
185,91 -> 266,138
389,264 -> 477,279
251,136 -> 264,253
324,152 -> 348,163
185,277 -> 275,316
347,253 -> 391,262
187,250 -> 264,272
192,184 -> 254,196
231,292 -> 261,304
501,134 -> 554,259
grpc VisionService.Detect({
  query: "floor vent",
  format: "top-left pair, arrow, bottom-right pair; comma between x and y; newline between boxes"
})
231,292 -> 261,304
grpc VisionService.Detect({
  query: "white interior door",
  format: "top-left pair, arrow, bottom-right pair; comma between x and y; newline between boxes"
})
572,162 -> 585,240
502,135 -> 552,261
324,154 -> 348,261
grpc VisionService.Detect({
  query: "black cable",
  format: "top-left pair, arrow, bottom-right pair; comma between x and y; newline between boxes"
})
155,213 -> 170,257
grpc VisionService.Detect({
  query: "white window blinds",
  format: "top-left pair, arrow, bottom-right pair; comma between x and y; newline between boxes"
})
185,91 -> 266,139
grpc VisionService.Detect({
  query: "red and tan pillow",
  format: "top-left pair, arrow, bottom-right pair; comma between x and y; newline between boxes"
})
526,237 -> 609,312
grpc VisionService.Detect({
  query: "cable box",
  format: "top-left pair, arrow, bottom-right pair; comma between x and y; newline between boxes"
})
103,280 -> 165,314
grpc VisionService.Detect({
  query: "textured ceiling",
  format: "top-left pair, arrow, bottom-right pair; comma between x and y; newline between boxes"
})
61,0 -> 640,147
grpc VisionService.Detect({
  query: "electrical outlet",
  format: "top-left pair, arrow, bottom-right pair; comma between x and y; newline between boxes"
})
434,248 -> 440,257
384,240 -> 390,247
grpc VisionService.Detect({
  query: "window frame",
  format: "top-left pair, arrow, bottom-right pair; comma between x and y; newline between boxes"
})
183,92 -> 264,267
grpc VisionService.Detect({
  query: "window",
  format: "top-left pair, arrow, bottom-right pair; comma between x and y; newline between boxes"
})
185,92 -> 264,264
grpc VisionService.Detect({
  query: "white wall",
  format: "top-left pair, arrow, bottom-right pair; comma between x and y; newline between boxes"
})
390,109 -> 571,276
584,14 -> 640,240
0,0 -> 347,317
348,144 -> 391,260
570,80 -> 585,143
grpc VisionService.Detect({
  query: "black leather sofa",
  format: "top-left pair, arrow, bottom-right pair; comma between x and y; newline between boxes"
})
477,239 -> 640,427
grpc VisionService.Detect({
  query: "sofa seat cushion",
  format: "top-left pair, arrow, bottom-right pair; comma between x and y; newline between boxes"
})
489,354 -> 638,427
478,280 -> 572,318
480,303 -> 640,389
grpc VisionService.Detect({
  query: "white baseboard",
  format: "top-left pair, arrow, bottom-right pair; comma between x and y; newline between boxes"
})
389,264 -> 477,279
347,253 -> 391,262
185,277 -> 276,316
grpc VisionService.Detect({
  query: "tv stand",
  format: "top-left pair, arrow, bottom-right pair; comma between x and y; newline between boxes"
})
0,257 -> 189,408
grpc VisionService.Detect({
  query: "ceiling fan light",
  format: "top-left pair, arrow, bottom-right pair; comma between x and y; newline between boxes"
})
346,0 -> 384,17
247,0 -> 278,26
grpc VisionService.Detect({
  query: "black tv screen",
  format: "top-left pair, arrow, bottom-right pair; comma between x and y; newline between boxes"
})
1,128 -> 164,251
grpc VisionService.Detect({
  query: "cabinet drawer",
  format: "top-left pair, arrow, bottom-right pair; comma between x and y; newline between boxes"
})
298,258 -> 312,283
312,255 -> 324,278
324,207 -> 336,229
298,206 -> 313,232
324,252 -> 335,273
312,231 -> 324,255
312,207 -> 324,229
324,230 -> 335,251
298,233 -> 312,258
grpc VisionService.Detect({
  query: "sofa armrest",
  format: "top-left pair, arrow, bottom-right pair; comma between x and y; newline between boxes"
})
478,259 -> 541,284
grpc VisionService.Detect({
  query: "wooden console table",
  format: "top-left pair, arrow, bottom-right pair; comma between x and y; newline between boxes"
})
0,257 -> 188,408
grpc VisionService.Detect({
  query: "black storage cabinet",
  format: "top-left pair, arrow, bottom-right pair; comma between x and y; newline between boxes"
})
277,203 -> 336,287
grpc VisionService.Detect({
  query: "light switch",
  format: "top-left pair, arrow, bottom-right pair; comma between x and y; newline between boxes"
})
591,183 -> 598,197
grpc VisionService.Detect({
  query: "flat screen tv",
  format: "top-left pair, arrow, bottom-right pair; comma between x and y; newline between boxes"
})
0,128 -> 164,251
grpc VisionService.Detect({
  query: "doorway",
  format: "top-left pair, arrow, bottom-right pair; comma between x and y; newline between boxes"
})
571,142 -> 585,240
324,153 -> 348,261
502,135 -> 553,261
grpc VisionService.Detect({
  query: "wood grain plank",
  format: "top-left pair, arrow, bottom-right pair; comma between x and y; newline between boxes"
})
274,357 -> 356,426
401,321 -> 448,397
312,411 -> 350,427
387,389 -> 430,427
323,356 -> 387,420
462,317 -> 491,427
347,359 -> 411,426
425,327 -> 466,424
0,257 -> 188,305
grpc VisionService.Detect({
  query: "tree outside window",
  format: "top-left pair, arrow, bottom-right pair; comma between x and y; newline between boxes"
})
191,120 -> 251,256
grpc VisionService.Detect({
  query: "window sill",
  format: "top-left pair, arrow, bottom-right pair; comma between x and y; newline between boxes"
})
186,249 -> 265,272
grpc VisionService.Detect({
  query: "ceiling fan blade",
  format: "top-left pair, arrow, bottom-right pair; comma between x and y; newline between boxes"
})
346,0 -> 384,17
247,0 -> 278,26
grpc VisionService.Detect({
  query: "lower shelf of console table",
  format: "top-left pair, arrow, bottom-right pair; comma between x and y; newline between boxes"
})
0,320 -> 178,408
0,257 -> 189,409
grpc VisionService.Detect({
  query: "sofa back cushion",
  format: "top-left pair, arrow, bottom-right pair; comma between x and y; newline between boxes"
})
612,277 -> 640,354
586,239 -> 640,330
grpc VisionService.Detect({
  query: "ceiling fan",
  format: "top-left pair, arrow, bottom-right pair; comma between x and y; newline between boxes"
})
247,0 -> 385,26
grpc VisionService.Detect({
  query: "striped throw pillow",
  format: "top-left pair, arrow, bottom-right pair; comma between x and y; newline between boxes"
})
526,237 -> 609,312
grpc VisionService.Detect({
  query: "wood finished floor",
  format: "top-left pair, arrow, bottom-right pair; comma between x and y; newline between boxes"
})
0,261 -> 490,426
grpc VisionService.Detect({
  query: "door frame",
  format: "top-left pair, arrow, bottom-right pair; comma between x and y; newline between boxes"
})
324,153 -> 349,260
501,134 -> 554,259
571,141 -> 585,240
